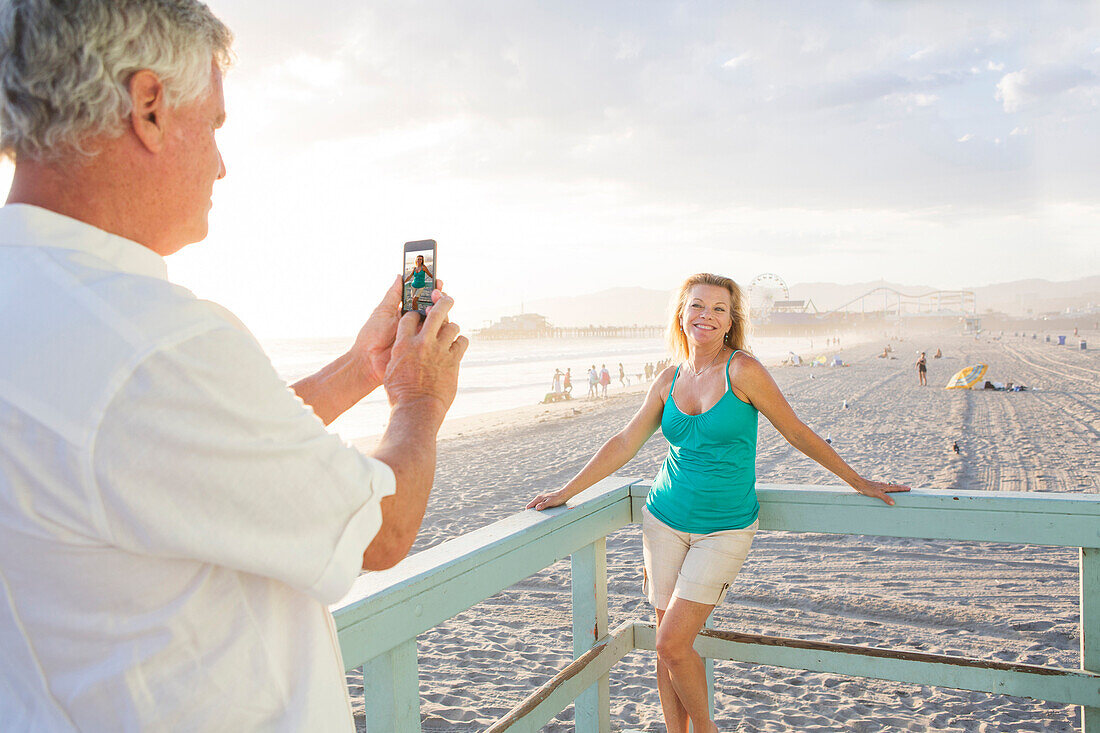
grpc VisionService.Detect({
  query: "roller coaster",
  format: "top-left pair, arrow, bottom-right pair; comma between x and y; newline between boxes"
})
822,286 -> 976,317
748,273 -> 975,320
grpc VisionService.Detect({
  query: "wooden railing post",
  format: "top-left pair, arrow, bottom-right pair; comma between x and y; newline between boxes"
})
363,638 -> 421,733
1082,547 -> 1099,733
572,538 -> 610,733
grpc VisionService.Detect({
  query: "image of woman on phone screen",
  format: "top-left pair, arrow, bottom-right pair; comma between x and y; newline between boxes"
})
403,254 -> 434,311
527,272 -> 909,733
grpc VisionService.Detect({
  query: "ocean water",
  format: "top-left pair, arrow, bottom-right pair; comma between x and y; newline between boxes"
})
260,334 -> 831,442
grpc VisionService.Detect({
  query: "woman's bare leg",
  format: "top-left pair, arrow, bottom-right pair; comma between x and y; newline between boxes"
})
656,597 -> 718,732
655,608 -> 689,733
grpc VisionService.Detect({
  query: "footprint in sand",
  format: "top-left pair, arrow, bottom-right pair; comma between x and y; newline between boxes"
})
1011,620 -> 1055,632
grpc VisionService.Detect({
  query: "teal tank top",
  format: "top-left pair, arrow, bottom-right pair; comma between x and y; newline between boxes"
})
645,350 -> 759,533
411,270 -> 427,288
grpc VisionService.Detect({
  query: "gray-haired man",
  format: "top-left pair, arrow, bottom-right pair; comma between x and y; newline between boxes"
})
0,1 -> 465,729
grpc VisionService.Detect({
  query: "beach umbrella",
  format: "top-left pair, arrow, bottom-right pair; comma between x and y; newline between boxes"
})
945,364 -> 987,389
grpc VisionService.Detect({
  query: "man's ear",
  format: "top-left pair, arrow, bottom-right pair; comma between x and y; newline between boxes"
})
128,70 -> 167,153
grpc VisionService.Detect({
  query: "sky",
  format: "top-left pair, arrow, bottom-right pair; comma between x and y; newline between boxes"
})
6,1 -> 1098,336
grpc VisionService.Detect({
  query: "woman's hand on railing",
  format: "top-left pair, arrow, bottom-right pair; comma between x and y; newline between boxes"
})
526,489 -> 569,511
850,478 -> 911,506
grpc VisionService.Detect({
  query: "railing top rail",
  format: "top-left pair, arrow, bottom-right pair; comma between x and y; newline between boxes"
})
751,484 -> 1100,514
332,476 -> 637,617
332,477 -> 637,665
338,481 -> 1100,619
631,484 -> 1100,547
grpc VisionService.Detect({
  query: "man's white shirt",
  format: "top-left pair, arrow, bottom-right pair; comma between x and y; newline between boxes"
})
0,204 -> 395,731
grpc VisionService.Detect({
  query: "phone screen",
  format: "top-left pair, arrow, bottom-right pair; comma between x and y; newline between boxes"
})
401,239 -> 437,314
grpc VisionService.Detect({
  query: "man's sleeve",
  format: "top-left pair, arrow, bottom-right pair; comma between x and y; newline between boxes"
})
92,326 -> 395,604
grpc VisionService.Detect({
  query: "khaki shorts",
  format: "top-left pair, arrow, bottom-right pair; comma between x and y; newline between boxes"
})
641,504 -> 757,610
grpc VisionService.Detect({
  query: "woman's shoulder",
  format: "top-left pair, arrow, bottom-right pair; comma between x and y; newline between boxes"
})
728,349 -> 767,379
652,364 -> 678,390
729,348 -> 760,365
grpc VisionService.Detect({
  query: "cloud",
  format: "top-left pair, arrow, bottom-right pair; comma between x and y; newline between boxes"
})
216,0 -> 1100,218
996,65 -> 1098,112
886,92 -> 939,109
721,52 -> 752,70
615,33 -> 643,61
811,72 -> 911,108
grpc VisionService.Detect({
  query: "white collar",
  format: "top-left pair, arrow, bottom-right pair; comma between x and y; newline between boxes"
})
0,203 -> 168,281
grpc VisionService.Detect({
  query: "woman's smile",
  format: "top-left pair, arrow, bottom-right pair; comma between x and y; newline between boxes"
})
688,321 -> 721,339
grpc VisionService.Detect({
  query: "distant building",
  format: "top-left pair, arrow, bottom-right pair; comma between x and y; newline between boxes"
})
476,313 -> 553,338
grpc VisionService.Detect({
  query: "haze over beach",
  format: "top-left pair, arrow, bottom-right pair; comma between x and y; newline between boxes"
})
3,1 -> 1096,731
488,276 -> 1100,329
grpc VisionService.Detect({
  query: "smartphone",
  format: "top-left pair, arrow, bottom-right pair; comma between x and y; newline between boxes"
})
401,239 -> 437,314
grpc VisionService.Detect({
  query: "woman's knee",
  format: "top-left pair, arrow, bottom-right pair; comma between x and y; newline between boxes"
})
655,630 -> 695,665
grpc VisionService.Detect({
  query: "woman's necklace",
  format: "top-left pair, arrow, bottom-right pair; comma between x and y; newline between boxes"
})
685,347 -> 726,377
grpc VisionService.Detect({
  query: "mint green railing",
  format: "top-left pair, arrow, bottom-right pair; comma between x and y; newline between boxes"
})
332,478 -> 1100,732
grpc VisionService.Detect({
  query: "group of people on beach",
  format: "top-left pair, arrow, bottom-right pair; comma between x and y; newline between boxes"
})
550,362 -> 640,400
646,359 -> 673,381
588,365 -> 611,398
0,5 -> 912,733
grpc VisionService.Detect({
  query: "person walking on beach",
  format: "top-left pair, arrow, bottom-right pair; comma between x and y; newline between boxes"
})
528,273 -> 908,733
619,362 -> 628,387
564,368 -> 573,395
916,351 -> 928,386
588,365 -> 599,399
0,3 -> 467,729
552,368 -> 564,395
599,364 -> 611,397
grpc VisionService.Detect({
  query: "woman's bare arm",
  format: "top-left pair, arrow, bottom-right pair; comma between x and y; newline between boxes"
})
527,368 -> 674,510
734,356 -> 910,505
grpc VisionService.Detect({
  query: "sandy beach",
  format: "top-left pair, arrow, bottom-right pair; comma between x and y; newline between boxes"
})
350,331 -> 1099,732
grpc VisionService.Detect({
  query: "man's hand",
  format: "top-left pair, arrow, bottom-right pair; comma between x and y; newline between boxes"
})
350,276 -> 404,389
352,277 -> 451,391
383,291 -> 467,414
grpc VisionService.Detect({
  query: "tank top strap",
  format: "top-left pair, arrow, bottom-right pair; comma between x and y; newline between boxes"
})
668,365 -> 681,399
724,349 -> 739,392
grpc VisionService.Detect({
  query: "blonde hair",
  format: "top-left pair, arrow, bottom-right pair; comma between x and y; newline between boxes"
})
666,273 -> 750,361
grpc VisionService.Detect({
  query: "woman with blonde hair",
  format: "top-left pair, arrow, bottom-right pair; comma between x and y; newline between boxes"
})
528,273 -> 908,732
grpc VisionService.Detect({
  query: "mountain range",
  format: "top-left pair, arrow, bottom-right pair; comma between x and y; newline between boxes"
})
509,275 -> 1100,327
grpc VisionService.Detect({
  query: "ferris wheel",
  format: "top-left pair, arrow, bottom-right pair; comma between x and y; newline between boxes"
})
747,273 -> 790,315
